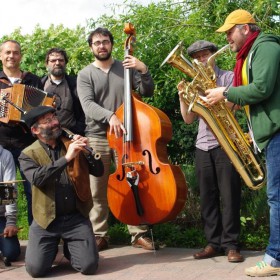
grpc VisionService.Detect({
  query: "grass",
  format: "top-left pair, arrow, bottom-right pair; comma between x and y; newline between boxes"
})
16,175 -> 29,240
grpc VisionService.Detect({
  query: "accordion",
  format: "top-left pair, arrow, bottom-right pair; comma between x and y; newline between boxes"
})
0,84 -> 55,124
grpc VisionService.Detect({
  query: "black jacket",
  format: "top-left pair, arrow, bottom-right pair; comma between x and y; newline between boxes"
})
0,71 -> 43,149
41,75 -> 86,135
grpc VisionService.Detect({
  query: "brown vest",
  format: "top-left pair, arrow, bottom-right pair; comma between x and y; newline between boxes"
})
22,139 -> 93,229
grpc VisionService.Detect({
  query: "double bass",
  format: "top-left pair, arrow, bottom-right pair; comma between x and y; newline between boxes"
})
107,23 -> 187,226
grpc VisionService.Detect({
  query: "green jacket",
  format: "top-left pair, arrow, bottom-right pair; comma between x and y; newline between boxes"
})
227,33 -> 280,150
22,140 -> 93,229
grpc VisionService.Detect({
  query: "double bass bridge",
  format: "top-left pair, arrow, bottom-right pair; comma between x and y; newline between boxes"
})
122,161 -> 144,169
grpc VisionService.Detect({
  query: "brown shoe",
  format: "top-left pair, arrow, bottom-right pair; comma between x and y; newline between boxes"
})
227,249 -> 244,263
95,236 -> 109,252
132,236 -> 159,250
193,245 -> 222,259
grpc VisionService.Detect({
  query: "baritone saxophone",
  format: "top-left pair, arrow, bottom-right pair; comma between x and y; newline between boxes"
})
161,41 -> 266,190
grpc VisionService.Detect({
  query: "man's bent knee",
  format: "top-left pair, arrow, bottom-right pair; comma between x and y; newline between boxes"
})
26,264 -> 50,278
80,260 -> 98,275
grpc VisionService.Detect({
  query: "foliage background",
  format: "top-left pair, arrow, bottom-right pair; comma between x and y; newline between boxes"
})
2,0 -> 279,248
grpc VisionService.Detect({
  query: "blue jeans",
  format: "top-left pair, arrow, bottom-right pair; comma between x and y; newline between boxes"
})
0,217 -> 21,262
264,131 -> 280,267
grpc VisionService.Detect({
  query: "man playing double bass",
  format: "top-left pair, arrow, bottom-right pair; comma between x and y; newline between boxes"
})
77,27 -> 157,251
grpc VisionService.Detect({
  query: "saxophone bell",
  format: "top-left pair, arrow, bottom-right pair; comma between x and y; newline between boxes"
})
161,41 -> 197,78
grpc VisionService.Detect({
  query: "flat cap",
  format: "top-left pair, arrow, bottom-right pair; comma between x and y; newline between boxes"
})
22,106 -> 56,128
187,40 -> 218,57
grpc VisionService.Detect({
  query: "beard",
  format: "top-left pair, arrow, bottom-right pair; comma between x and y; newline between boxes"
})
93,50 -> 112,61
48,66 -> 66,77
40,124 -> 62,141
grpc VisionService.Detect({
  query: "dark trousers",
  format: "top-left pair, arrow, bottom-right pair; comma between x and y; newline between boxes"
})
195,147 -> 241,252
25,212 -> 99,277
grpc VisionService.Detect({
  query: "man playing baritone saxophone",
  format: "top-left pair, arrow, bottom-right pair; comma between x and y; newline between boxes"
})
18,106 -> 103,277
178,40 -> 243,262
205,10 -> 280,277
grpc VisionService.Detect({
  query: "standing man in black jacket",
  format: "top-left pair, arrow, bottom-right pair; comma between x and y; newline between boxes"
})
41,48 -> 85,135
0,40 -> 43,225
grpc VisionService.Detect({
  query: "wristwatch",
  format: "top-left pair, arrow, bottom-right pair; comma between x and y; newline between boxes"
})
223,88 -> 229,98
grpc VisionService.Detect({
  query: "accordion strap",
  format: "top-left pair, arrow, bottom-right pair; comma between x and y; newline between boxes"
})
20,71 -> 30,82
0,78 -> 11,86
0,71 -> 30,86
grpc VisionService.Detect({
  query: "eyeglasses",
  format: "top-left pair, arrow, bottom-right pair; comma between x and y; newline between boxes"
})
48,58 -> 65,63
38,114 -> 58,125
91,40 -> 111,47
192,51 -> 212,60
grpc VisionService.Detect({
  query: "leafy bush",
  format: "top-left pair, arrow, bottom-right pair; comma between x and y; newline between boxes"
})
10,0 -> 277,251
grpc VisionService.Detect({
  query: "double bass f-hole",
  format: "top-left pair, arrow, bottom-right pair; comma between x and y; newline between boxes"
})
116,153 -> 144,181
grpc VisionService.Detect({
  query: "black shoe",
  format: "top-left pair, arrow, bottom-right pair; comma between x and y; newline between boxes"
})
0,251 -> 11,267
95,236 -> 109,251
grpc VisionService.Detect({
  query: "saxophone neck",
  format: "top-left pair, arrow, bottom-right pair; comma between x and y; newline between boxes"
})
207,44 -> 230,67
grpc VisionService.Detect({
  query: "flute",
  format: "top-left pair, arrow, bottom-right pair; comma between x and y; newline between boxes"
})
62,128 -> 101,160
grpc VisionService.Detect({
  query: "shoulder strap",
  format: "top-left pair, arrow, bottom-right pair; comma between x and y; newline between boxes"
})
65,75 -> 77,96
21,71 -> 30,80
0,71 -> 30,85
0,78 -> 11,86
61,137 -> 91,202
41,75 -> 48,86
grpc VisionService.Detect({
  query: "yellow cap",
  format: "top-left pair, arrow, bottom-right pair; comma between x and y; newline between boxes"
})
216,9 -> 256,32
